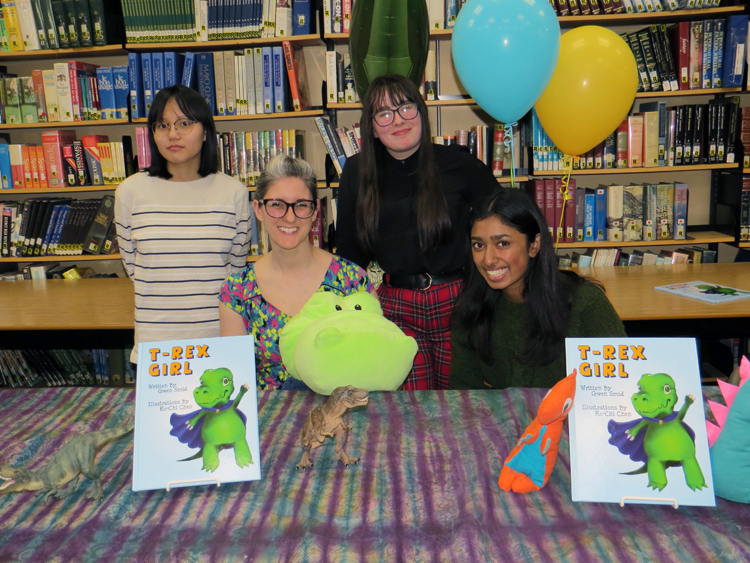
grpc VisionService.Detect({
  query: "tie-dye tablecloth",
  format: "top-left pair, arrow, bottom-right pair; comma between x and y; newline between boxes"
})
1,386 -> 748,563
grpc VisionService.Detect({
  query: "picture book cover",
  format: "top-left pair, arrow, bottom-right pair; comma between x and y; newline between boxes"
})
654,281 -> 750,304
132,335 -> 261,492
566,337 -> 715,507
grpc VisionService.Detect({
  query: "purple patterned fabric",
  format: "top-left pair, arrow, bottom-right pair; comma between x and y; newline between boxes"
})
0,386 -> 748,562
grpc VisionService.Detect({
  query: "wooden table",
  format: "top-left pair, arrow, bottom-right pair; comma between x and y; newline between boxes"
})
576,262 -> 750,322
0,278 -> 134,330
1,263 -> 748,348
0,278 -> 135,348
578,262 -> 750,363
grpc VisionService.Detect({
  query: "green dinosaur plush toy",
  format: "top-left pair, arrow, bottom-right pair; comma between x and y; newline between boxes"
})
279,292 -> 417,395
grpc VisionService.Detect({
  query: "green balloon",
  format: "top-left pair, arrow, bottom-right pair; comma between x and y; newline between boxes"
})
349,0 -> 430,101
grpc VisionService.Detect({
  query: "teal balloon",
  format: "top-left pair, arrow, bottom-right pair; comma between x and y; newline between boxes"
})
452,0 -> 561,124
349,0 -> 429,101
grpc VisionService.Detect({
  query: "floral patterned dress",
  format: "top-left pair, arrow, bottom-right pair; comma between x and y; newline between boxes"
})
219,255 -> 373,389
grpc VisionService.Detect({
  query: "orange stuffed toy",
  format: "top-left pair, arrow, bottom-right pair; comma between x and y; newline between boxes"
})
498,370 -> 577,493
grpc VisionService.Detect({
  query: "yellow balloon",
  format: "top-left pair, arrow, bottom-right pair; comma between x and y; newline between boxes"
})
535,26 -> 638,156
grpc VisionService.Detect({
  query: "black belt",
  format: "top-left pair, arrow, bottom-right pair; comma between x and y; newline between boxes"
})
385,270 -> 463,290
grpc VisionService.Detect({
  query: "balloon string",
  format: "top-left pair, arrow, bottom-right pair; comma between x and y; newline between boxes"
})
556,155 -> 575,253
503,122 -> 517,188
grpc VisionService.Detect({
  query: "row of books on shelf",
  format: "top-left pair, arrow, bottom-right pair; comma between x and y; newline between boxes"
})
316,117 -> 529,181
560,245 -> 718,268
324,49 -> 358,105
433,123 -> 528,178
0,259 -> 113,279
0,132 -> 133,188
719,173 -> 750,242
0,63 -> 129,124
625,15 -> 748,94
552,0 -> 725,16
122,0 -> 314,43
216,128 -> 304,187
0,348 -> 134,388
314,116 -> 355,176
129,40 -> 309,119
0,42 -> 311,124
0,194 -> 117,258
741,176 -> 750,241
0,0 -> 122,52
530,179 -> 690,244
532,98 -> 744,171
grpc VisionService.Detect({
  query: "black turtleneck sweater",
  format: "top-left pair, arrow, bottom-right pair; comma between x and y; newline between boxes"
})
336,144 -> 498,276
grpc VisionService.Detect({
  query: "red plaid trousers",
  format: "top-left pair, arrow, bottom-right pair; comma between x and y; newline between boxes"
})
377,279 -> 463,391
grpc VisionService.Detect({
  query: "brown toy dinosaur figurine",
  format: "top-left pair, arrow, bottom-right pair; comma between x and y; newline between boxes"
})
0,422 -> 133,501
296,385 -> 369,470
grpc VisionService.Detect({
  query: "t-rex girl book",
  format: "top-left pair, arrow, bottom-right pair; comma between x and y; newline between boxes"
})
566,337 -> 715,507
132,335 -> 261,492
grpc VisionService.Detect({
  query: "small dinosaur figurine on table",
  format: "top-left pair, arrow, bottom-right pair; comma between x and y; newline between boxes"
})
0,422 -> 133,501
296,385 -> 369,470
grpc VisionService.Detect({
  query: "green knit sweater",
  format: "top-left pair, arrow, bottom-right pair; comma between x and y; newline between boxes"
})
450,283 -> 626,389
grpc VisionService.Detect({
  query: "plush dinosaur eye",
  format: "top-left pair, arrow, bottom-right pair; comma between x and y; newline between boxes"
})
223,378 -> 230,386
663,384 -> 671,394
335,305 -> 342,311
354,304 -> 362,310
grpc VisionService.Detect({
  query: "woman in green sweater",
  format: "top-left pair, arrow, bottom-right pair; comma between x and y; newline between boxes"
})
450,188 -> 626,389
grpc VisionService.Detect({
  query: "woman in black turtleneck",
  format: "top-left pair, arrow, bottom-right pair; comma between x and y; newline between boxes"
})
336,74 -> 498,391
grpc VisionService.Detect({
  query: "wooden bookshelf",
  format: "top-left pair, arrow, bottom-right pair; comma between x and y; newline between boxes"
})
533,163 -> 739,176
635,87 -> 744,99
0,254 -> 261,264
329,98 -> 478,110
0,45 -> 126,61
321,6 -> 747,43
1,186 -> 118,194
125,34 -> 323,51
557,6 -> 746,27
0,254 -> 122,263
0,119 -> 131,130
131,110 -> 324,124
554,230 -> 734,250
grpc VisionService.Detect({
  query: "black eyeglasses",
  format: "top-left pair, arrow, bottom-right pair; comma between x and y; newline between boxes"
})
372,103 -> 419,127
260,199 -> 316,219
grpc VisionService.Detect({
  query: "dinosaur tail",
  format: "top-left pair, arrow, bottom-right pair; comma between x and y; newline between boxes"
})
622,464 -> 648,475
622,460 -> 683,476
178,444 -> 232,463
178,450 -> 204,462
92,420 -> 135,449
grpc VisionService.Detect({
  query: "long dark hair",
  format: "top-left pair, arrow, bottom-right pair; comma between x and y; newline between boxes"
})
147,85 -> 219,179
355,74 -> 451,258
452,188 -> 588,366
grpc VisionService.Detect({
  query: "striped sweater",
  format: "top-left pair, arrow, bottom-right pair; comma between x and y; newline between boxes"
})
114,172 -> 251,362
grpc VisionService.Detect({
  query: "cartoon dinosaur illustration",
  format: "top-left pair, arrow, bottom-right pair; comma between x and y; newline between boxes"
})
696,284 -> 750,297
706,355 -> 750,503
608,372 -> 707,492
296,385 -> 369,470
499,370 -> 577,493
0,422 -> 133,501
169,367 -> 253,473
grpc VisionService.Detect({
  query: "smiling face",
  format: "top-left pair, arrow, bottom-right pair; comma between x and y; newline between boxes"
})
371,94 -> 423,160
471,215 -> 541,302
153,98 -> 206,180
254,176 -> 317,251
